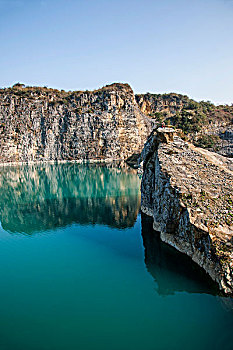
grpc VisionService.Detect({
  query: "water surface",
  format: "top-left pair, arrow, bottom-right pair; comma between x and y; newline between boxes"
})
0,163 -> 232,350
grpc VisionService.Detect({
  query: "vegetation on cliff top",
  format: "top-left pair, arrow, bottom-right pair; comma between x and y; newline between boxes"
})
136,92 -> 233,154
1,83 -> 232,154
0,82 -> 132,98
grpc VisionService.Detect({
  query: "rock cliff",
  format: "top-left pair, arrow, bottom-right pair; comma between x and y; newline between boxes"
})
141,213 -> 219,295
0,83 -> 232,162
136,93 -> 233,157
140,127 -> 233,295
0,83 -> 151,163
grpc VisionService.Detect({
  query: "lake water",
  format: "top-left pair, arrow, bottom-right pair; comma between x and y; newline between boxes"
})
0,163 -> 232,350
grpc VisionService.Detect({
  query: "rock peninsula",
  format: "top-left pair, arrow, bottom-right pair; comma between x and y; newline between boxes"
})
140,127 -> 233,295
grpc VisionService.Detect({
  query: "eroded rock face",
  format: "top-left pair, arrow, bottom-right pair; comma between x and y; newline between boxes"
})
140,128 -> 233,295
136,93 -> 188,117
141,213 -> 219,295
0,84 -> 151,163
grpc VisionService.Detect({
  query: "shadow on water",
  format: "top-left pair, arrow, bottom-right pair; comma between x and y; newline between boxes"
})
0,163 -> 141,234
141,213 -> 220,296
0,162 -> 231,300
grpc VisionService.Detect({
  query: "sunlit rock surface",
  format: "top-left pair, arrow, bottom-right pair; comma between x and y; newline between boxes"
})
140,128 -> 233,295
0,84 -> 151,163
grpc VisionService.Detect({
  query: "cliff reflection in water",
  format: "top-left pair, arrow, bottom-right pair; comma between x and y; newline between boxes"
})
141,213 -> 219,295
0,163 -> 141,234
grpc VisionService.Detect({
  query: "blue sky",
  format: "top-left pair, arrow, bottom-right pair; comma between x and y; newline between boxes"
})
0,0 -> 233,104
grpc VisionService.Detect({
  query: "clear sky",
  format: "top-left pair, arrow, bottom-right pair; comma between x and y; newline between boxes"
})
0,0 -> 233,104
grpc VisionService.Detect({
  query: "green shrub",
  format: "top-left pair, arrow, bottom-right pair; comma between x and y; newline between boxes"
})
194,134 -> 220,150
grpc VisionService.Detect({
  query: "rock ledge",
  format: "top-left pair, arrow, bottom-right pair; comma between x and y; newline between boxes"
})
140,128 -> 233,295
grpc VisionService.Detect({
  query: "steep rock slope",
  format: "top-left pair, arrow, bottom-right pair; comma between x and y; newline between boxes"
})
0,84 -> 150,163
140,128 -> 233,295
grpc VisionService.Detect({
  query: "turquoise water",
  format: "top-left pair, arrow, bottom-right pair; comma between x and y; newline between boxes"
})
0,163 -> 232,350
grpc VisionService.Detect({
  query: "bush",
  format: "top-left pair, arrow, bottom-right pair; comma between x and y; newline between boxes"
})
194,134 -> 220,150
12,83 -> 25,88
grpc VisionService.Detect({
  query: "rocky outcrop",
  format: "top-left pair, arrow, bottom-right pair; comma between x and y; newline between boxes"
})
0,84 -> 151,163
136,93 -> 233,157
136,93 -> 189,117
140,128 -> 233,295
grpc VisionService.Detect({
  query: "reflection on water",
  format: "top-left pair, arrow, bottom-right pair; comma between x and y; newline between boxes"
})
0,162 -> 222,297
0,164 -> 233,350
0,163 -> 141,234
141,213 -> 219,296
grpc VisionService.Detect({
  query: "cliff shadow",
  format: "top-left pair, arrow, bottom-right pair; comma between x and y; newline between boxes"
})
141,213 -> 220,296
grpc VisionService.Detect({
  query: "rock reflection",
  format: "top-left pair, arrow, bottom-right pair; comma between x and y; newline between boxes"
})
141,213 -> 219,295
0,163 -> 141,234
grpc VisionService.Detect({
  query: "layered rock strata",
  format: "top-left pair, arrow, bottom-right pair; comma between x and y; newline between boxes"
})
140,128 -> 233,295
1,83 -> 232,162
0,84 -> 151,163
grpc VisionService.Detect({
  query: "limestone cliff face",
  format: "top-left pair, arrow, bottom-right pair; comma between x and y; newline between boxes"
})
136,93 -> 188,117
140,128 -> 233,295
1,83 -> 232,162
0,84 -> 151,163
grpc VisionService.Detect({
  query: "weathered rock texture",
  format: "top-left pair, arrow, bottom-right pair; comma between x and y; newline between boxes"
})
140,128 -> 233,295
141,213 -> 219,295
1,83 -> 232,162
136,93 -> 233,157
0,84 -> 151,163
